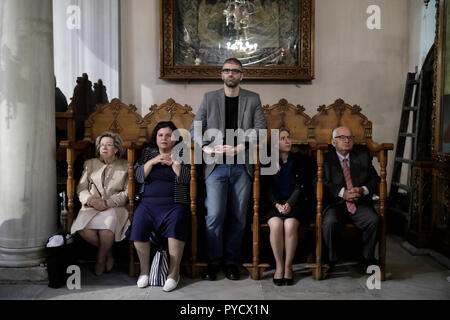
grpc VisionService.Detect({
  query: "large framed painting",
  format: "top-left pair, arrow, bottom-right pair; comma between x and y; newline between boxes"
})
432,0 -> 450,255
435,0 -> 450,154
436,0 -> 450,153
160,0 -> 315,80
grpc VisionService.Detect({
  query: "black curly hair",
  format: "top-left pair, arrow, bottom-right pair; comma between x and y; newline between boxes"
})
149,121 -> 181,148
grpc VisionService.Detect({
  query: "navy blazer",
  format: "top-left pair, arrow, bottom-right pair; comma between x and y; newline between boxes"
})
261,152 -> 316,222
266,153 -> 315,207
322,147 -> 380,213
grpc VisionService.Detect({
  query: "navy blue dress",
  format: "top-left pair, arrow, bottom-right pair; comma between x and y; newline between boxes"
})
126,164 -> 189,243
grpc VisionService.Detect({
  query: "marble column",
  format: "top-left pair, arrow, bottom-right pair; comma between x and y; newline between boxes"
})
0,0 -> 57,275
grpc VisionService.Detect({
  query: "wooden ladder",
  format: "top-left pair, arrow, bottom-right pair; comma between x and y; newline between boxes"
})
388,72 -> 424,228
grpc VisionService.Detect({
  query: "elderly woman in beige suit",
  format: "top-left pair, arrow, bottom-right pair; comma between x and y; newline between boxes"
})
71,131 -> 130,276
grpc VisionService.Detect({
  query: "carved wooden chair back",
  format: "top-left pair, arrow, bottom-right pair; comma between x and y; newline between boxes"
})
83,98 -> 144,144
263,99 -> 313,144
68,73 -> 109,141
310,99 -> 373,145
141,99 -> 195,143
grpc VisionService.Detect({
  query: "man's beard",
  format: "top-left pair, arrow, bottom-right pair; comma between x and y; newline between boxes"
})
224,78 -> 240,88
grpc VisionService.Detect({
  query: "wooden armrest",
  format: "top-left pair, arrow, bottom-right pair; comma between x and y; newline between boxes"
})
59,140 -> 72,149
367,140 -> 394,152
73,140 -> 92,151
55,111 -> 73,118
59,140 -> 91,150
316,143 -> 329,151
307,141 -> 326,150
123,141 -> 146,149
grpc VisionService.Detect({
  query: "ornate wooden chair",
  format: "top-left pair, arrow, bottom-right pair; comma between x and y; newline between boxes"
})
311,99 -> 393,280
60,98 -> 144,276
243,99 -> 316,279
56,74 -> 109,205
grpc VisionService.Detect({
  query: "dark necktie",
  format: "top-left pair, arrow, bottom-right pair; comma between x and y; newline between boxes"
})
342,158 -> 357,214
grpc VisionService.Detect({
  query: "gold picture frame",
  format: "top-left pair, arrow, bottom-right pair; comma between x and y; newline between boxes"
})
160,0 -> 315,80
435,0 -> 450,154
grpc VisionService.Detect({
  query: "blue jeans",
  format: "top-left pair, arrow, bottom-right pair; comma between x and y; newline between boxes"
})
204,164 -> 252,266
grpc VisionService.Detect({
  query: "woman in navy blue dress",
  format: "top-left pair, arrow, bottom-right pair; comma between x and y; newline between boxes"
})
261,127 -> 315,286
126,121 -> 190,291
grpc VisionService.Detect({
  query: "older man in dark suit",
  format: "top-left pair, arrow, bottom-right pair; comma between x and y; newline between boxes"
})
190,58 -> 266,281
322,126 -> 380,271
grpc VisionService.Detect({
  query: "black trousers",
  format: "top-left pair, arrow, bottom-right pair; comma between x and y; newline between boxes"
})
322,203 -> 380,262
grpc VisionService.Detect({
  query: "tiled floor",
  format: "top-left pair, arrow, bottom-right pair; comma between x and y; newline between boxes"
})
0,235 -> 449,300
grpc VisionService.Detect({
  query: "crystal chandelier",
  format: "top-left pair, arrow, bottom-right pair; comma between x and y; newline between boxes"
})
223,0 -> 257,53
223,0 -> 250,31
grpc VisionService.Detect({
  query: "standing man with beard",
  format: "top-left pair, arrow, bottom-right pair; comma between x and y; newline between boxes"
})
190,58 -> 266,281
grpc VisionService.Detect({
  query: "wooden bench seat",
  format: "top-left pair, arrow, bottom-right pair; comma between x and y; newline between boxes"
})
243,98 -> 393,280
59,97 -> 393,281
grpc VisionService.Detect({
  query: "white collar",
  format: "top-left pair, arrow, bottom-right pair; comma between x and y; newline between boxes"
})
336,151 -> 350,163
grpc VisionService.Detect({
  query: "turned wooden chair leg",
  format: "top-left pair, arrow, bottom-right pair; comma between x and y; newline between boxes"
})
129,242 -> 135,277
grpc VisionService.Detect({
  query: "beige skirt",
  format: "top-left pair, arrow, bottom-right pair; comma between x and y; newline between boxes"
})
70,206 -> 131,242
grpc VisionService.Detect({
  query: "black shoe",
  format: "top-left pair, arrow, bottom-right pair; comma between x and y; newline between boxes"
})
201,264 -> 219,281
224,264 -> 240,280
283,277 -> 294,286
273,275 -> 285,286
361,259 -> 380,274
324,260 -> 336,272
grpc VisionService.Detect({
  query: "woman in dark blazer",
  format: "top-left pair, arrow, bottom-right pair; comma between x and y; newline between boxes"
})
261,127 -> 315,286
126,121 -> 190,292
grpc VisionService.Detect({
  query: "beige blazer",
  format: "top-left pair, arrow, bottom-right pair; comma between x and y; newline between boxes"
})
70,158 -> 130,241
